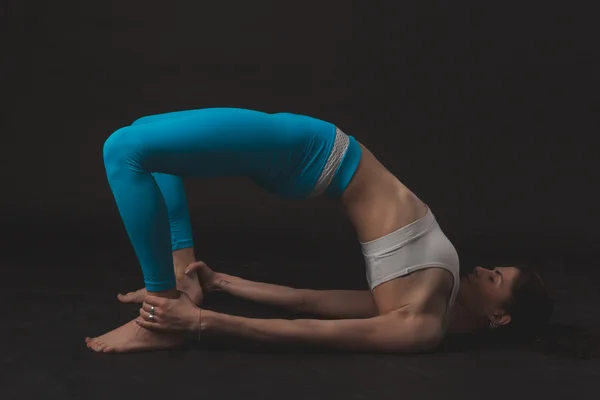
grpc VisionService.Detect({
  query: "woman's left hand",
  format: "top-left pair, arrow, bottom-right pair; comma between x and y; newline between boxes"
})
136,291 -> 201,332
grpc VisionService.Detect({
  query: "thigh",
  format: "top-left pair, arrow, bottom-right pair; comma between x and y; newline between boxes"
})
119,108 -> 289,179
131,109 -> 207,126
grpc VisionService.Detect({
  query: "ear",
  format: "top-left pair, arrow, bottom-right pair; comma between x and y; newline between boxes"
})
490,312 -> 511,327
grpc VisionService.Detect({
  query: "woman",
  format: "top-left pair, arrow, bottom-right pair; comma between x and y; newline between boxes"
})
85,108 -> 552,353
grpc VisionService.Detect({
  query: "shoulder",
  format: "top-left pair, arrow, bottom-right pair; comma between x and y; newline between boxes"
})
383,311 -> 444,352
413,270 -> 455,349
406,267 -> 455,316
387,269 -> 454,348
413,314 -> 444,351
423,266 -> 456,310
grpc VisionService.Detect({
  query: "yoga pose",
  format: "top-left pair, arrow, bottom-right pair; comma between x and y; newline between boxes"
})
85,108 -> 552,353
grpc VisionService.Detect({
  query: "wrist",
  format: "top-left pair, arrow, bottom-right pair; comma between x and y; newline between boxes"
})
198,309 -> 219,333
214,273 -> 235,290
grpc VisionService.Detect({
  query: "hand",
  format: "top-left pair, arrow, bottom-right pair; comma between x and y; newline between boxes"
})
135,291 -> 201,333
184,260 -> 225,293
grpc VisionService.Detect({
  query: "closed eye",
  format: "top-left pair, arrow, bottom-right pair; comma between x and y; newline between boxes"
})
495,270 -> 504,285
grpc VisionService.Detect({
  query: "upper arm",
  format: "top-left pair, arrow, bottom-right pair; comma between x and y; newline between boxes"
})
366,313 -> 443,353
210,304 -> 443,353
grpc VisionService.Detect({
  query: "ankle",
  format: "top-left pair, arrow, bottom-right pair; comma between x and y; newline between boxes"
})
175,267 -> 190,280
173,248 -> 196,273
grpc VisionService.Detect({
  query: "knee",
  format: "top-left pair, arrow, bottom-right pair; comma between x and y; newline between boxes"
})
102,127 -> 141,172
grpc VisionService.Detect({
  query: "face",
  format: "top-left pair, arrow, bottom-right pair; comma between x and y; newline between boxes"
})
457,266 -> 521,326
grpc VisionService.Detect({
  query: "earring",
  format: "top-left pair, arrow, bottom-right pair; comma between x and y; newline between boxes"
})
489,322 -> 497,330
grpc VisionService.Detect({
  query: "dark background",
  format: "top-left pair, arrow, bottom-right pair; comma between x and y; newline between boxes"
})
1,1 -> 598,399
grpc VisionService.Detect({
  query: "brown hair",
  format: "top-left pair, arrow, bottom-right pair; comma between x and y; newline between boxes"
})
497,263 -> 554,338
442,263 -> 599,359
490,264 -> 599,359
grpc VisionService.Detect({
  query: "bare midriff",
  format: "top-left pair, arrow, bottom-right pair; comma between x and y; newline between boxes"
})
340,142 -> 428,242
340,142 -> 452,316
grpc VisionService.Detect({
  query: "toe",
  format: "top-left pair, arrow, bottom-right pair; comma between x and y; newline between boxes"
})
93,342 -> 106,352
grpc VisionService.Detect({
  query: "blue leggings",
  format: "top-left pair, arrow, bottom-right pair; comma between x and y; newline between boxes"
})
103,108 -> 361,291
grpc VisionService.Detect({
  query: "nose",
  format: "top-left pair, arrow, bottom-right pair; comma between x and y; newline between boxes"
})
474,266 -> 486,276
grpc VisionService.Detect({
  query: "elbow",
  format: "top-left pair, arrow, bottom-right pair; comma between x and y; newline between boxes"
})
387,334 -> 442,354
413,333 -> 443,353
384,317 -> 444,354
415,327 -> 444,353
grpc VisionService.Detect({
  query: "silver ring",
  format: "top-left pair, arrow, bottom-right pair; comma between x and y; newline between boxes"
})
150,306 -> 155,315
149,314 -> 155,322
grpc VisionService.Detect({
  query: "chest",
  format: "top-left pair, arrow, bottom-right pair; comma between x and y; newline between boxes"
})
372,267 -> 454,316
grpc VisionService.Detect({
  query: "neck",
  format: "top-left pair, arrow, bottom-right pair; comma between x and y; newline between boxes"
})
447,300 -> 488,334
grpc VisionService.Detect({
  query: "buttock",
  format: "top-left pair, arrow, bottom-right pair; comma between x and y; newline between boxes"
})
253,112 -> 362,199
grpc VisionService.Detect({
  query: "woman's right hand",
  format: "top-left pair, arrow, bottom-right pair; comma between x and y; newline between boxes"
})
136,291 -> 202,333
118,260 -> 219,305
185,261 -> 228,293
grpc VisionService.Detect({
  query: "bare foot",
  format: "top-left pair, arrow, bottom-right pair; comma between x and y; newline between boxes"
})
85,319 -> 186,353
117,288 -> 147,304
118,270 -> 204,305
175,269 -> 203,304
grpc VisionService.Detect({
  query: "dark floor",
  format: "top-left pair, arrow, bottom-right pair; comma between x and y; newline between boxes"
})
2,228 -> 599,400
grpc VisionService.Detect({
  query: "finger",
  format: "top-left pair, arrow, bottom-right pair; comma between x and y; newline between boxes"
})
139,308 -> 159,323
144,295 -> 167,307
135,318 -> 165,331
185,261 -> 207,275
141,302 -> 159,314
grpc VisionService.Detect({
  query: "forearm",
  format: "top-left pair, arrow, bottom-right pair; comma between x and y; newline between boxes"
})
216,275 -> 377,319
200,309 -> 429,353
215,274 -> 303,312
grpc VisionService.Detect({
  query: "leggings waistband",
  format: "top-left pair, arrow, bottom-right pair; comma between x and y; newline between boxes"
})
308,127 -> 349,198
